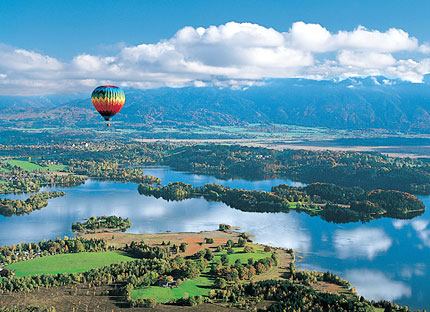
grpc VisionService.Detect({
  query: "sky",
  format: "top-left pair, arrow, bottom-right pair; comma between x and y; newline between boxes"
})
2,0 -> 430,95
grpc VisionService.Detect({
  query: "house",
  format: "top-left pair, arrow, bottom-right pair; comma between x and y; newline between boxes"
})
157,275 -> 177,288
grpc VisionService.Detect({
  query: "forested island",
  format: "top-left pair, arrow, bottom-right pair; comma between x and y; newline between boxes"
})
138,180 -> 425,223
72,216 -> 132,234
0,191 -> 66,217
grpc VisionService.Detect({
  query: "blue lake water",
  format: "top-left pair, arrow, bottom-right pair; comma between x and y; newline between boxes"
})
0,167 -> 428,309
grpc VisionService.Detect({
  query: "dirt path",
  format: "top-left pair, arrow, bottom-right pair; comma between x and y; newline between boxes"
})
253,247 -> 293,282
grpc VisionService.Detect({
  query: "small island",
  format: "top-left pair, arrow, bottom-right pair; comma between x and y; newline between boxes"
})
72,215 -> 132,234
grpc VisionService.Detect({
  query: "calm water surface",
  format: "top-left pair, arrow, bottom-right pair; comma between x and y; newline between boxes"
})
0,167 -> 428,309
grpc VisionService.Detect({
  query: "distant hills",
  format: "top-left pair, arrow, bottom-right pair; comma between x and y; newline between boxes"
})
1,76 -> 430,133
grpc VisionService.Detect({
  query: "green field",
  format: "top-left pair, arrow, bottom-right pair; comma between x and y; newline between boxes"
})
214,246 -> 272,265
5,160 -> 44,171
5,251 -> 135,277
131,274 -> 214,303
4,160 -> 68,172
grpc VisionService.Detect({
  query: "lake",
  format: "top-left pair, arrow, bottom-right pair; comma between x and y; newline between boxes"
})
0,166 -> 428,309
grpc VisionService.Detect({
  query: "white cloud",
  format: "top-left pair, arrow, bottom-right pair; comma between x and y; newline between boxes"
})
0,45 -> 63,72
286,23 -> 418,53
419,43 -> 430,53
1,21 -> 430,95
333,227 -> 392,260
338,50 -> 396,69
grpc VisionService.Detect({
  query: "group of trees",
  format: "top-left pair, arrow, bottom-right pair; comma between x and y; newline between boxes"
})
293,270 -> 351,288
0,237 -> 109,266
0,256 -> 169,293
71,215 -> 131,233
125,241 -> 189,260
139,179 -> 425,223
0,161 -> 84,195
218,224 -> 232,232
68,160 -> 150,183
212,254 -> 277,285
212,279 -> 387,312
0,191 -> 66,217
138,181 -> 196,201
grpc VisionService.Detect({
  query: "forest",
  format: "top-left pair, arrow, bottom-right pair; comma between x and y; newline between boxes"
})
213,279 -> 409,312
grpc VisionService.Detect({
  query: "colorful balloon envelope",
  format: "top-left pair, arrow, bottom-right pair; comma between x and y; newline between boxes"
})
91,85 -> 125,126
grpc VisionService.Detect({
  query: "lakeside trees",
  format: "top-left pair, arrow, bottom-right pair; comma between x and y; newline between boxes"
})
0,191 -> 66,217
0,237 -> 109,266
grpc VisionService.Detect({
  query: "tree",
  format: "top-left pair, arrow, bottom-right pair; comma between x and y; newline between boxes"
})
237,237 -> 246,247
221,254 -> 229,265
180,243 -> 187,252
244,246 -> 254,253
215,277 -> 226,289
204,249 -> 214,261
74,240 -> 85,253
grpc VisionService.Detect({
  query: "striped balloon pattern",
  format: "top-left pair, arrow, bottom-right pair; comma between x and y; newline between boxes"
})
91,85 -> 125,121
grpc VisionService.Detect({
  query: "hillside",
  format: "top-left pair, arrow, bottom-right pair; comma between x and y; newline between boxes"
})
1,76 -> 430,132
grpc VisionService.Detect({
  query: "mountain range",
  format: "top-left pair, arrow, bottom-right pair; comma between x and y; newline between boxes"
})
1,76 -> 430,133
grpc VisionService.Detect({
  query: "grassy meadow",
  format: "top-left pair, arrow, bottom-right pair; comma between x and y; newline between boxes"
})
131,275 -> 214,303
5,160 -> 44,172
5,251 -> 135,277
4,159 -> 68,172
213,246 -> 272,265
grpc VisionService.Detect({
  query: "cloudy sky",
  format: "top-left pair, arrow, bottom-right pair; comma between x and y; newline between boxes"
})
2,0 -> 430,95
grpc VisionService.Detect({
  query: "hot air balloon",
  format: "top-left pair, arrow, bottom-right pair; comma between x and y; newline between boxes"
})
91,85 -> 125,126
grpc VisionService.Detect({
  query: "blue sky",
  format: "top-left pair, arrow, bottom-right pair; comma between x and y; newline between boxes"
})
1,0 -> 430,95
3,0 -> 430,59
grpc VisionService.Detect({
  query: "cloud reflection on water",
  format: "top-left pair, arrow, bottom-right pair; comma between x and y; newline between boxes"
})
345,269 -> 411,301
333,227 -> 392,260
392,218 -> 430,248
